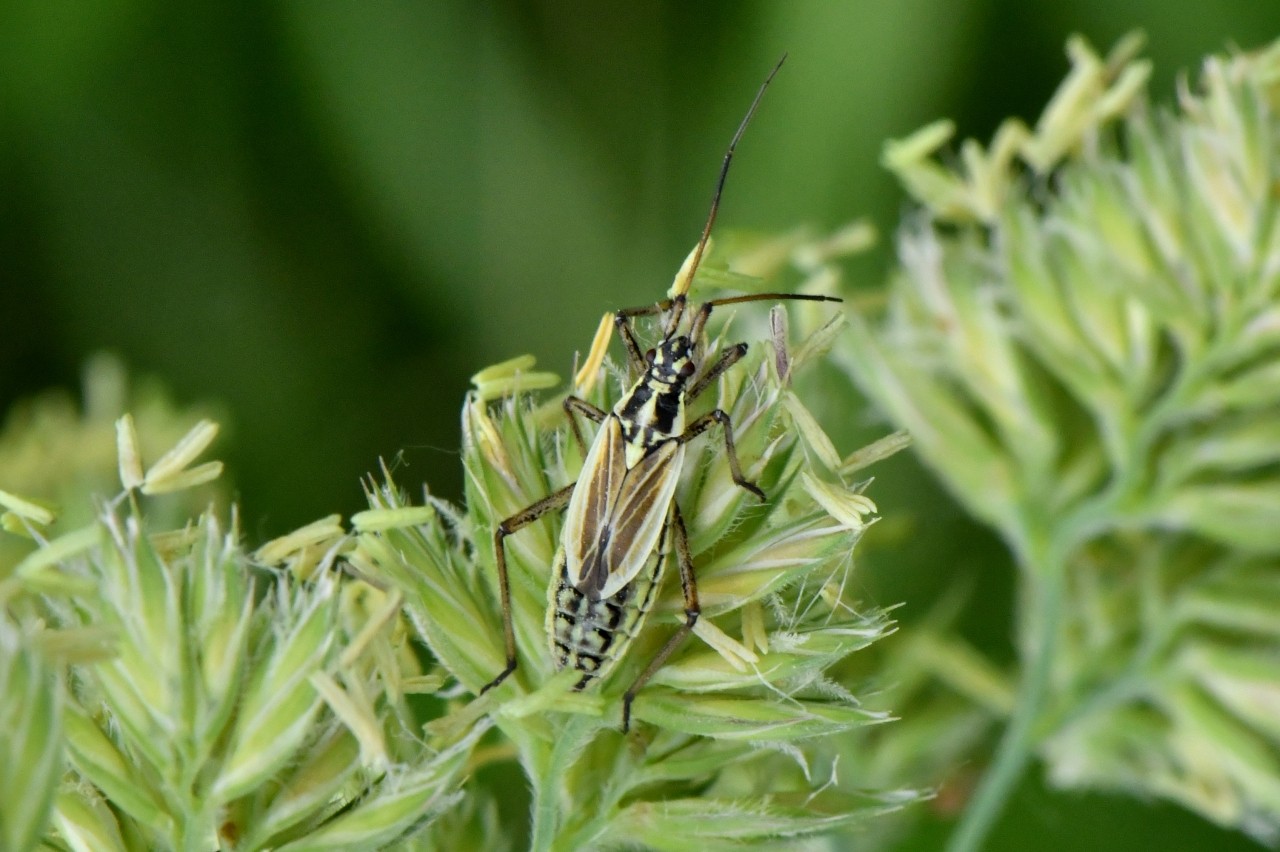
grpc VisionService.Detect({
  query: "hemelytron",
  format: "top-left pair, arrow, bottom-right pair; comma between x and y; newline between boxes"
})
481,55 -> 841,729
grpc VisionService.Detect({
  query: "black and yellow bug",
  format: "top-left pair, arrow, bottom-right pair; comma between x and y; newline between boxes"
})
481,56 -> 840,729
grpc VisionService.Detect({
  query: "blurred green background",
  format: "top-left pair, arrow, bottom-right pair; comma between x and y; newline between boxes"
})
3,2 -> 1279,849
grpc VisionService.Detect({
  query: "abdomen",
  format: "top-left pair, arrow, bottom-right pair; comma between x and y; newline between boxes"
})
546,545 -> 665,690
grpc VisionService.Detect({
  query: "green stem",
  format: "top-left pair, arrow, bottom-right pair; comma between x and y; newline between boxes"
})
946,542 -> 1066,852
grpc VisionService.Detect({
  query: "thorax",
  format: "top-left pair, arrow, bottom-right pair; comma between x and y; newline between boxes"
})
612,369 -> 688,468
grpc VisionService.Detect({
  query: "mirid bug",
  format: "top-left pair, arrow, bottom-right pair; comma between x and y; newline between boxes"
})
481,55 -> 841,729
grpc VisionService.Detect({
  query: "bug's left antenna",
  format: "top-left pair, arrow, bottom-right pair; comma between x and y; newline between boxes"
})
668,54 -> 787,331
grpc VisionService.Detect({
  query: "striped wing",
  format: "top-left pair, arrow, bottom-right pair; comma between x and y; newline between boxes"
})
560,417 -> 627,583
561,415 -> 684,599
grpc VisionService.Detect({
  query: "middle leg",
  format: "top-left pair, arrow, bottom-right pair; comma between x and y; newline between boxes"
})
678,409 -> 766,501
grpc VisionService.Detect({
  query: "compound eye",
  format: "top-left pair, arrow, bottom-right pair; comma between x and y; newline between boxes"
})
644,348 -> 656,365
680,360 -> 696,378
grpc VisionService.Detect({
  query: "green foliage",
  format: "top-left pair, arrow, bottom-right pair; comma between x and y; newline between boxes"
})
844,35 -> 1280,849
3,467 -> 480,850
0,267 -> 903,848
8,25 -> 1280,852
0,619 -> 61,852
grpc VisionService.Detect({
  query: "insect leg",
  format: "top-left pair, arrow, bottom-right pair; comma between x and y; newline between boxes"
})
678,409 -> 766,501
482,482 -> 577,695
563,396 -> 607,453
612,312 -> 647,371
622,503 -> 700,732
686,342 -> 748,402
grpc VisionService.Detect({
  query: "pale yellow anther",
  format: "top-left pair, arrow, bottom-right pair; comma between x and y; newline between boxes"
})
472,354 -> 538,386
801,472 -> 878,532
255,514 -> 345,565
351,506 -> 434,533
783,391 -> 841,473
310,672 -> 388,768
693,618 -> 759,671
0,489 -> 56,527
401,673 -> 446,694
670,237 -> 713,300
741,600 -> 770,655
467,397 -> 515,483
143,419 -> 220,492
115,414 -> 144,491
141,461 -> 224,495
573,313 -> 615,393
883,119 -> 955,171
471,354 -> 561,401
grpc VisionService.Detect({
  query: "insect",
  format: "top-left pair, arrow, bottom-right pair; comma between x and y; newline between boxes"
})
481,55 -> 840,730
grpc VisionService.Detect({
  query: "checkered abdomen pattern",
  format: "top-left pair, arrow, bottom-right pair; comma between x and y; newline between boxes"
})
547,549 -> 665,689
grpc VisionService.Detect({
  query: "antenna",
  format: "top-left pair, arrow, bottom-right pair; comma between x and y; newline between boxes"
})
669,54 -> 788,317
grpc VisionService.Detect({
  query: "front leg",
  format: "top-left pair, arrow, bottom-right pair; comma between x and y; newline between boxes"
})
686,342 -> 748,402
563,395 -> 607,455
612,311 -> 648,374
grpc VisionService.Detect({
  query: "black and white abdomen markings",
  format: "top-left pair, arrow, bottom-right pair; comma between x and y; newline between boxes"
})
547,517 -> 668,689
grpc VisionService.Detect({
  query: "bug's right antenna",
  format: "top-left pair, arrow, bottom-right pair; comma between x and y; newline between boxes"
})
666,53 -> 787,334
